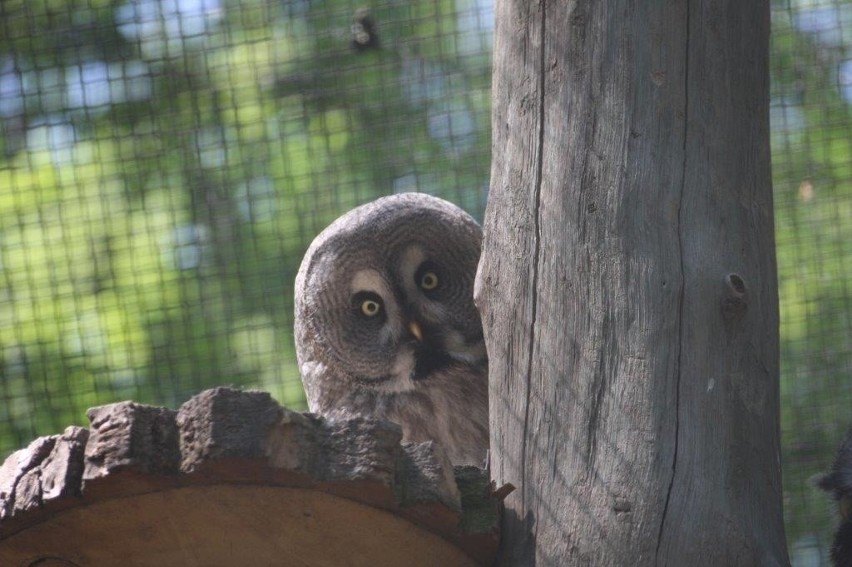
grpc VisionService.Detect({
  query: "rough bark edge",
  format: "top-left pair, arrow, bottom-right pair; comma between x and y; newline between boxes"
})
0,387 -> 497,565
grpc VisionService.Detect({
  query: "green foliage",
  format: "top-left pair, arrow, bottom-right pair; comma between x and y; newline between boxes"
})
1,1 -> 849,559
0,0 -> 491,453
770,4 -> 852,556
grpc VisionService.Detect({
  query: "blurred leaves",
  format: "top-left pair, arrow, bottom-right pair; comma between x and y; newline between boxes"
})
770,2 -> 852,557
1,0 -> 849,560
0,0 -> 492,452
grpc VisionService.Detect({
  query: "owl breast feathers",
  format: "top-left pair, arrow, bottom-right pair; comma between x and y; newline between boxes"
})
294,192 -> 488,466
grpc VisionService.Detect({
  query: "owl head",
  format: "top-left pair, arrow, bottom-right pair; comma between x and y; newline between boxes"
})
294,192 -> 485,412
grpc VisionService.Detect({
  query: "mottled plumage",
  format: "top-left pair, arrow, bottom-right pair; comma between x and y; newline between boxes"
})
294,193 -> 488,465
820,429 -> 852,567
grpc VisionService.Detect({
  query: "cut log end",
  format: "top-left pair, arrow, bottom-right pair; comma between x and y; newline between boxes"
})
0,388 -> 498,566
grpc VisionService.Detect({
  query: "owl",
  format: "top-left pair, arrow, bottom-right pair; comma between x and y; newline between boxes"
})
294,192 -> 488,466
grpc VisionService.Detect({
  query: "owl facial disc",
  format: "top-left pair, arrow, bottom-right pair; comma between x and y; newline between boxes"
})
294,192 -> 490,465
295,192 -> 487,403
406,318 -> 454,381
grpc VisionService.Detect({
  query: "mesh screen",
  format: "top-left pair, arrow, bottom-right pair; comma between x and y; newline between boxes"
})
0,0 -> 849,561
0,0 -> 491,438
772,1 -> 852,562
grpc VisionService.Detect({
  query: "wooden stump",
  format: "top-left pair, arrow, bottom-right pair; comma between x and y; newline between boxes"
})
0,388 -> 498,566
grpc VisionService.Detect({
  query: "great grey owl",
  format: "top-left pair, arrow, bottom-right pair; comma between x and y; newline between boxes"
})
294,192 -> 488,466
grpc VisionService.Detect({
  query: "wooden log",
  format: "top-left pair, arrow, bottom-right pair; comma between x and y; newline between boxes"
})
0,427 -> 89,524
480,0 -> 785,563
0,388 -> 497,566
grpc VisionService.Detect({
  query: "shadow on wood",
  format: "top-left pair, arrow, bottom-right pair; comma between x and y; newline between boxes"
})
0,388 -> 498,566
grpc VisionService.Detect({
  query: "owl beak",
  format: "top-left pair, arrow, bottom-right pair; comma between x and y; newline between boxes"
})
408,321 -> 424,342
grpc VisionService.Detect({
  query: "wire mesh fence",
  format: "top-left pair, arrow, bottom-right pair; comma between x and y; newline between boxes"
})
0,0 -> 492,436
772,1 -> 852,563
0,0 -> 848,562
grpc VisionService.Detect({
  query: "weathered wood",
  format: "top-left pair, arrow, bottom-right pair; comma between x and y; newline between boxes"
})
1,486 -> 476,567
0,436 -> 57,520
178,387 -> 283,470
40,427 -> 89,503
398,441 -> 461,510
0,427 -> 90,524
85,402 -> 180,477
0,388 -> 498,566
81,402 -> 181,502
478,1 -> 786,564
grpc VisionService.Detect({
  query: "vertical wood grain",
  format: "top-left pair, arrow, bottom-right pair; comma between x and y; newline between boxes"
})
476,1 -> 787,564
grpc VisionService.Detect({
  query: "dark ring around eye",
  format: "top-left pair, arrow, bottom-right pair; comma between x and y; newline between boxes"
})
415,261 -> 441,292
352,291 -> 384,319
420,271 -> 439,290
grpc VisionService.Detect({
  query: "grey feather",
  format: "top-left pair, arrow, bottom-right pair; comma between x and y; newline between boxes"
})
294,193 -> 488,465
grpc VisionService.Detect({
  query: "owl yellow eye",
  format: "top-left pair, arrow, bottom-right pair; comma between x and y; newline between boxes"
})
420,271 -> 439,290
360,299 -> 381,317
352,291 -> 384,319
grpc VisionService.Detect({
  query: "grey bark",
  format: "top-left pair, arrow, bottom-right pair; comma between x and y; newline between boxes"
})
476,1 -> 787,565
0,387 -> 497,566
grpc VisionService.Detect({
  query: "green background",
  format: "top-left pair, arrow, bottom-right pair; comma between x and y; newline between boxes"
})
0,0 -> 848,562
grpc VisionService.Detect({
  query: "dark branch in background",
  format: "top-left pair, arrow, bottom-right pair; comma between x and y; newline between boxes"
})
351,8 -> 381,52
820,428 -> 852,567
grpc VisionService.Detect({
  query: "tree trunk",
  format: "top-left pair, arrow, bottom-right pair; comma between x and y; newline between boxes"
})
476,1 -> 788,565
